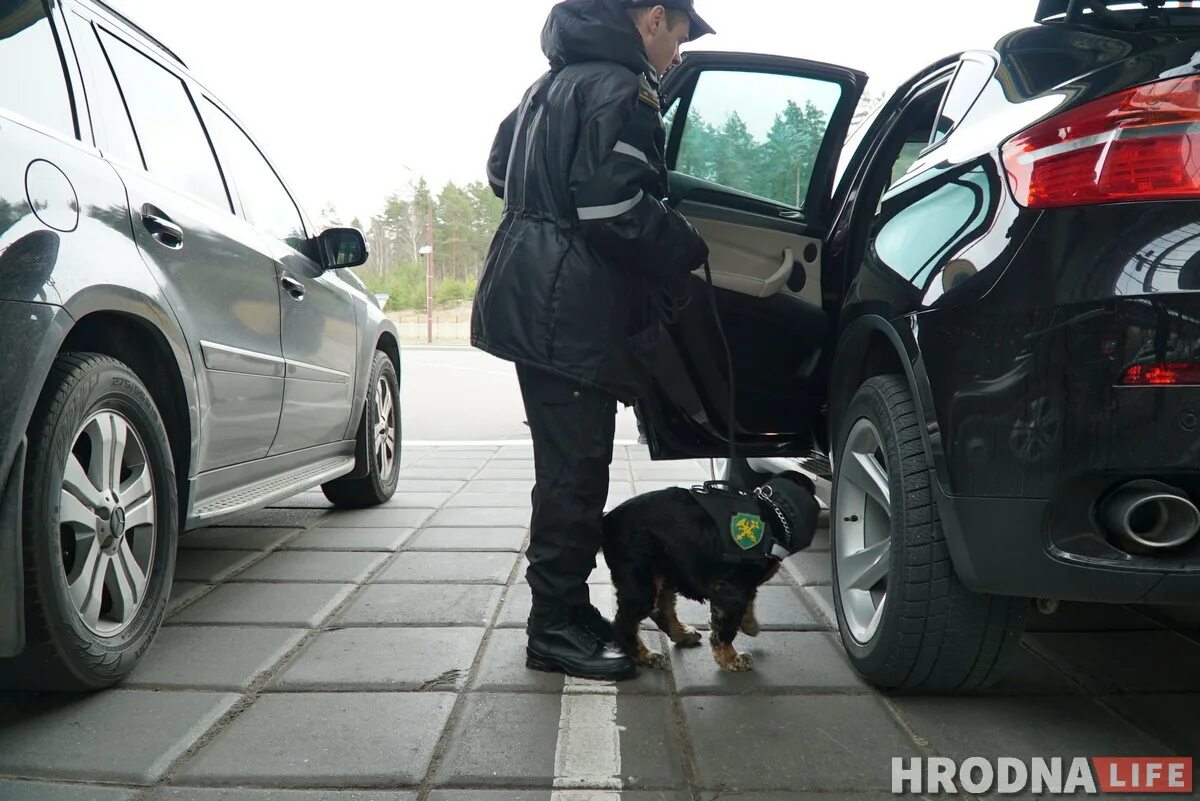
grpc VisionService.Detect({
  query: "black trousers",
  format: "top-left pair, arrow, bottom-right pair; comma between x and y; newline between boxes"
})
516,363 -> 617,621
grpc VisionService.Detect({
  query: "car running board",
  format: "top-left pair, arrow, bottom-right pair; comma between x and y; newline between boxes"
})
192,455 -> 355,522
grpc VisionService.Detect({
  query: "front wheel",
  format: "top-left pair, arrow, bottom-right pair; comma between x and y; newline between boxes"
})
322,351 -> 400,508
2,353 -> 178,691
830,375 -> 1026,693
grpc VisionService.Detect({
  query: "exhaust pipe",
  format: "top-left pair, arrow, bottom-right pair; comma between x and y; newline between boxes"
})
1101,480 -> 1200,551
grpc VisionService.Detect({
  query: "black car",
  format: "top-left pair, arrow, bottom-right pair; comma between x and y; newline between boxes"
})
637,0 -> 1200,691
0,0 -> 400,689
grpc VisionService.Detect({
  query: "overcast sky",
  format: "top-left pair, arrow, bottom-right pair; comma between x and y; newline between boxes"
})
109,0 -> 1036,226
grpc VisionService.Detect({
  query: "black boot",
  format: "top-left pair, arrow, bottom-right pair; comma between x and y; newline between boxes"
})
527,606 -> 637,681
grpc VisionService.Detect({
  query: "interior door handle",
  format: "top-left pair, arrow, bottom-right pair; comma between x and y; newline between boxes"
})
141,205 -> 184,248
280,275 -> 306,301
779,209 -> 803,220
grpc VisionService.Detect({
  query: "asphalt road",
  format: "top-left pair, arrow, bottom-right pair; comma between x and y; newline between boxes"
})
400,346 -> 642,442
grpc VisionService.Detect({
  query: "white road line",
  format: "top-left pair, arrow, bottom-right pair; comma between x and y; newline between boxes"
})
552,676 -> 623,793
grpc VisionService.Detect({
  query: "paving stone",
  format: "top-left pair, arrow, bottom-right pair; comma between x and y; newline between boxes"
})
891,695 -> 1166,761
338,584 -> 502,627
427,507 -> 531,528
671,631 -> 866,695
174,549 -> 260,582
285,527 -> 414,551
1026,631 -> 1200,693
317,508 -> 436,528
0,780 -> 139,801
376,552 -> 519,584
469,628 -> 563,693
653,586 -> 822,632
684,695 -> 921,791
379,492 -> 455,509
272,627 -> 483,691
783,551 -> 831,586
496,584 -> 614,628
123,626 -> 306,691
221,508 -> 330,528
399,466 -> 478,481
1104,694 -> 1200,762
232,551 -> 387,583
462,480 -> 536,494
445,492 -> 534,508
169,580 -> 210,611
428,793 -> 548,801
979,645 -> 1082,695
618,696 -> 690,789
810,526 -> 830,551
394,479 -> 466,493
170,582 -> 355,627
434,693 -> 561,787
799,585 -> 837,629
0,690 -> 239,784
421,449 -> 496,460
176,692 -> 455,787
179,528 -> 298,551
1025,602 -> 1163,632
474,468 -> 536,480
145,790 -> 416,801
408,527 -> 527,552
419,458 -> 491,469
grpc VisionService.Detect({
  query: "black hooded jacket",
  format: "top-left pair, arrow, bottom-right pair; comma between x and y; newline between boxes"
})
471,0 -> 709,403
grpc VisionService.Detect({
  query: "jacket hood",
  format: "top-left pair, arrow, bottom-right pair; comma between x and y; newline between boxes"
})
542,0 -> 653,76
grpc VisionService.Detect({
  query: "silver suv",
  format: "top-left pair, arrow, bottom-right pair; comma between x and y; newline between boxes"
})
0,0 -> 401,690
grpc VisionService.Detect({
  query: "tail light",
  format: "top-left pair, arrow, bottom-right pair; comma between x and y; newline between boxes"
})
1002,75 -> 1200,209
1121,362 -> 1200,386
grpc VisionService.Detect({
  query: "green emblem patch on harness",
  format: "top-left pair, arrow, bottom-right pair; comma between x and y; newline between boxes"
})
730,513 -> 765,550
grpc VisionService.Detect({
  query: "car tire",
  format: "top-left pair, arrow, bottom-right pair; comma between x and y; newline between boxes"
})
321,351 -> 400,508
2,353 -> 178,691
830,375 -> 1026,692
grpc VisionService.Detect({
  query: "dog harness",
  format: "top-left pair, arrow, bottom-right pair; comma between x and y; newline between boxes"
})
688,481 -> 795,564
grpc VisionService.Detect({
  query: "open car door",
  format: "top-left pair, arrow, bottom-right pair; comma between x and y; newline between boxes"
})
638,52 -> 867,460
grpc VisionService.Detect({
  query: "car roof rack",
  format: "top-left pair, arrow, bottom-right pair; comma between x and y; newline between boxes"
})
89,0 -> 187,68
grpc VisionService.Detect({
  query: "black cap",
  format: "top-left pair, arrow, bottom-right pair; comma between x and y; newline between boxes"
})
620,0 -> 715,40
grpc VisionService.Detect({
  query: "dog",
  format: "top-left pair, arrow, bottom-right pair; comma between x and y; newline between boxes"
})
601,472 -> 819,672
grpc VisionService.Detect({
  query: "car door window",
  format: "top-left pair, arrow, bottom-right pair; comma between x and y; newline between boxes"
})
671,70 -> 843,209
0,0 -> 75,138
930,56 -> 995,145
97,29 -> 229,211
872,165 -> 994,287
200,99 -> 308,253
66,14 -> 141,167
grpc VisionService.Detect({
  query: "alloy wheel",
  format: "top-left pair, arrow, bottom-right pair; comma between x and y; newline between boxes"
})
835,418 -> 892,645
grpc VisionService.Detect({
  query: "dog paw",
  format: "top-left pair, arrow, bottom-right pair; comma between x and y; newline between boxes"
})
740,618 -> 761,637
677,625 -> 703,647
640,651 -> 669,671
726,652 -> 754,672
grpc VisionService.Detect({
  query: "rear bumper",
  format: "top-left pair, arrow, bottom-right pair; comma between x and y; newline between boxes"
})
942,491 -> 1200,604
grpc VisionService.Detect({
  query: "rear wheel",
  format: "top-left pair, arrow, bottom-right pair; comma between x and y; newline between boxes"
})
322,351 -> 400,508
2,353 -> 178,691
831,375 -> 1026,692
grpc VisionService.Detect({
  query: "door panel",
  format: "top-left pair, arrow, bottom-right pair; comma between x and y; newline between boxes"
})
84,22 -> 285,471
641,52 -> 866,459
272,253 -> 358,454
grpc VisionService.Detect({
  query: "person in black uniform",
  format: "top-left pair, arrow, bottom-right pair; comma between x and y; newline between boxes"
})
472,0 -> 714,680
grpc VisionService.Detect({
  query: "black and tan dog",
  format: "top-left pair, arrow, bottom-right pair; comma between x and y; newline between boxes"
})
601,473 -> 819,672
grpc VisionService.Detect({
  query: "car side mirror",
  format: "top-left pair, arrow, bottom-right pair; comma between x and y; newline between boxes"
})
318,227 -> 368,270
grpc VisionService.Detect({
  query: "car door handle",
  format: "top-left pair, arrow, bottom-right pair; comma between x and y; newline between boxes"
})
141,206 -> 184,249
280,275 -> 305,301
